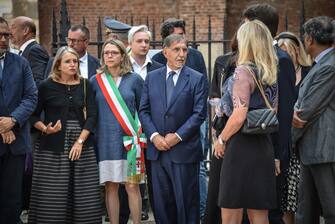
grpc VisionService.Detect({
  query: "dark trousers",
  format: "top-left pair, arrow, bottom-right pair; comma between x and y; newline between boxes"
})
0,150 -> 26,224
296,162 -> 335,224
151,153 -> 200,224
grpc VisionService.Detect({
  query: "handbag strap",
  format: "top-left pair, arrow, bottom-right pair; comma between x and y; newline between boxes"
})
244,65 -> 273,110
83,78 -> 87,107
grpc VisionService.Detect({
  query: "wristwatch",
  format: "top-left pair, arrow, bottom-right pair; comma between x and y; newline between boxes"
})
11,116 -> 17,124
77,138 -> 84,145
218,136 -> 226,145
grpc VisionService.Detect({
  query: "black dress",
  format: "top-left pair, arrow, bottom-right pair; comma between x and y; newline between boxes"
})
218,65 -> 277,209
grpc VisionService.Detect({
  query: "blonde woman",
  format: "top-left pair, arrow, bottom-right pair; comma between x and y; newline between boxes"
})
276,32 -> 311,224
214,20 -> 278,224
29,46 -> 101,223
90,39 -> 144,224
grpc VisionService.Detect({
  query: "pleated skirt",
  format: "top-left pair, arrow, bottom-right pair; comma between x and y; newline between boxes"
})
28,120 -> 102,224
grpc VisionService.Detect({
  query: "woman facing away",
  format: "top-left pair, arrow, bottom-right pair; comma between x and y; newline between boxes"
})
214,19 -> 279,224
90,39 -> 145,224
28,46 -> 101,224
275,31 -> 312,224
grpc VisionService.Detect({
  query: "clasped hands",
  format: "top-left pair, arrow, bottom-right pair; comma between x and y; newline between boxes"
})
152,133 -> 180,151
0,117 -> 16,144
292,109 -> 307,128
42,120 -> 62,135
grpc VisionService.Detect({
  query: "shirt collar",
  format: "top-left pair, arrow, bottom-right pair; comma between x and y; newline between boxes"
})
273,40 -> 278,46
166,65 -> 182,79
130,55 -> 152,68
19,39 -> 36,52
80,52 -> 88,63
314,47 -> 334,64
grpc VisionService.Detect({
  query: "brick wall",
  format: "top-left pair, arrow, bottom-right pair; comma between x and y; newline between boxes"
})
38,0 -> 335,57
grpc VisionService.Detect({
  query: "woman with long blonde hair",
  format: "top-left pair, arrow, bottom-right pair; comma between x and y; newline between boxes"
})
214,20 -> 278,224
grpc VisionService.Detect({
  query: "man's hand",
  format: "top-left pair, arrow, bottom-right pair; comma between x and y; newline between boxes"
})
292,109 -> 307,128
152,134 -> 170,151
1,130 -> 16,144
0,117 -> 15,133
164,133 -> 181,148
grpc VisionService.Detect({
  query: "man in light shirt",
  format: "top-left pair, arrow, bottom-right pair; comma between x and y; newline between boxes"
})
44,24 -> 100,79
10,16 -> 49,86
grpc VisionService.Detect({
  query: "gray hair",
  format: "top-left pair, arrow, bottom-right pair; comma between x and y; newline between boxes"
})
163,34 -> 187,48
128,25 -> 152,44
303,16 -> 335,45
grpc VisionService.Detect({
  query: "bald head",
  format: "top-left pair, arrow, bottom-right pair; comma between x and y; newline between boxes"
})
10,16 -> 36,47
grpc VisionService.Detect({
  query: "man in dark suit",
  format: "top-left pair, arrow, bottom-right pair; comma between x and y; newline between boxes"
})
139,34 -> 208,224
153,18 -> 209,221
44,24 -> 100,79
0,17 -> 38,224
10,16 -> 49,86
242,4 -> 296,224
292,16 -> 335,224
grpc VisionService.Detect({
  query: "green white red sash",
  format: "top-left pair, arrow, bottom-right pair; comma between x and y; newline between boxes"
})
96,72 -> 146,183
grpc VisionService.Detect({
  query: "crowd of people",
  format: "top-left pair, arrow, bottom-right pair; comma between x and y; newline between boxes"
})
0,3 -> 334,224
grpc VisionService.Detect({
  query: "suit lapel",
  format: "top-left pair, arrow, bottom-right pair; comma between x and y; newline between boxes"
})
166,67 -> 189,111
157,67 -> 167,109
2,53 -> 14,89
21,41 -> 37,58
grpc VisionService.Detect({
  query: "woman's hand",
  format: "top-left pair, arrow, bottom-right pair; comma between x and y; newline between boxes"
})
275,159 -> 281,176
214,140 -> 226,159
69,141 -> 83,161
44,120 -> 62,135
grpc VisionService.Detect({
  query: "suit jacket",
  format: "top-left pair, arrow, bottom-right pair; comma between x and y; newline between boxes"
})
0,52 -> 38,156
293,48 -> 335,165
146,60 -> 163,73
152,47 -> 207,76
139,66 -> 208,163
21,40 -> 49,86
271,46 -> 296,167
44,53 -> 100,79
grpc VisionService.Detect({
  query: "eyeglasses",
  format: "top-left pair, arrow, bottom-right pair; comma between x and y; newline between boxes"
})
0,32 -> 11,39
103,51 -> 121,56
66,37 -> 87,44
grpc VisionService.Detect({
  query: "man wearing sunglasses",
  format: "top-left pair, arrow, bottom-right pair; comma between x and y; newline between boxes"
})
44,24 -> 100,79
0,17 -> 37,224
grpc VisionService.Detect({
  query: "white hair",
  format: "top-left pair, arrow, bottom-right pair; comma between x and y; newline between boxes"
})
128,25 -> 152,44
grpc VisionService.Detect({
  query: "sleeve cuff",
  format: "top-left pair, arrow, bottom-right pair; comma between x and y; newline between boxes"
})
150,132 -> 159,142
175,132 -> 182,141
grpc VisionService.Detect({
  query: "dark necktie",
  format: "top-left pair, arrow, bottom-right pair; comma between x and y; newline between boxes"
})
166,71 -> 176,106
0,55 -> 4,83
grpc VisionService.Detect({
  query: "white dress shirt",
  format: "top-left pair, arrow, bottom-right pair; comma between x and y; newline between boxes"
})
19,39 -> 36,55
79,52 -> 88,78
130,55 -> 152,80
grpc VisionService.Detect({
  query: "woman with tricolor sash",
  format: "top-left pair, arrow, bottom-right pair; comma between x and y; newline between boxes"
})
90,39 -> 145,224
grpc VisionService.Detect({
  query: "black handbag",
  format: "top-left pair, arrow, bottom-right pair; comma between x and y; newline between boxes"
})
241,66 -> 278,135
212,67 -> 227,132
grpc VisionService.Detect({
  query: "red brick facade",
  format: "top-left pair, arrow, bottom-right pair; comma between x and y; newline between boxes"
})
38,0 -> 335,55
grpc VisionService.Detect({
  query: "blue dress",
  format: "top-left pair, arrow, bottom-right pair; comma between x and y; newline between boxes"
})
90,72 -> 144,184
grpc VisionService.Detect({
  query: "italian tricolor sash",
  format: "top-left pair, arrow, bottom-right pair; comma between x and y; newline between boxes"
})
96,72 -> 146,183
